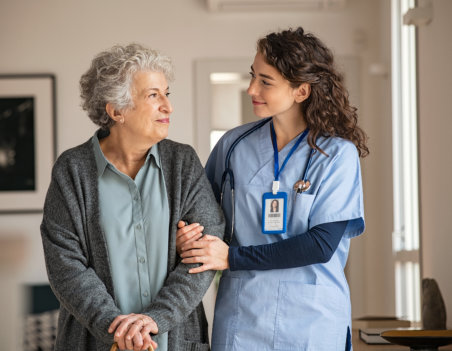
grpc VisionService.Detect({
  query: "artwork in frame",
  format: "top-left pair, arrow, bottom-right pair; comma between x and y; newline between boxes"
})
0,74 -> 56,213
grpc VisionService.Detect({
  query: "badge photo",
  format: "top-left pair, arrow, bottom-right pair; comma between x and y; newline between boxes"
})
262,192 -> 287,234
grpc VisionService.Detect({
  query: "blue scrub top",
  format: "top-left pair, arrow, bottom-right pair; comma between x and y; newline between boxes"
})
205,120 -> 365,351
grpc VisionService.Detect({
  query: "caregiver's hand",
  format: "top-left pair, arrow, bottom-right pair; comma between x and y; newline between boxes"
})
180,235 -> 230,273
176,221 -> 204,255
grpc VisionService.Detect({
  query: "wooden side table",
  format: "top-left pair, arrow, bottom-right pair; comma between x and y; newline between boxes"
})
352,329 -> 452,351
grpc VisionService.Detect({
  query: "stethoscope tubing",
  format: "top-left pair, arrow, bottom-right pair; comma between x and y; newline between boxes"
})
220,118 -> 271,243
303,148 -> 315,182
219,117 -> 313,243
220,117 -> 272,203
223,117 -> 272,171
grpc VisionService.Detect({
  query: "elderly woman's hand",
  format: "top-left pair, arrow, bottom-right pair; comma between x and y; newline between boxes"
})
109,313 -> 158,351
176,221 -> 204,255
180,234 -> 230,273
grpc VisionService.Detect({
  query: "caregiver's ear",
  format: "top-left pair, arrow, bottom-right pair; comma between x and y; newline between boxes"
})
294,83 -> 311,103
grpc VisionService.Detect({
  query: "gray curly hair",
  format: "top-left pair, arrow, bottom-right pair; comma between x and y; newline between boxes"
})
80,43 -> 174,129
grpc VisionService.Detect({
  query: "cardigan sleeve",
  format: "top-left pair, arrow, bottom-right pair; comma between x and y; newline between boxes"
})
142,142 -> 225,334
40,155 -> 120,344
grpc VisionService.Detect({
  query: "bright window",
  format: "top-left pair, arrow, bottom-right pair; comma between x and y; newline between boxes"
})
391,0 -> 421,322
210,130 -> 226,151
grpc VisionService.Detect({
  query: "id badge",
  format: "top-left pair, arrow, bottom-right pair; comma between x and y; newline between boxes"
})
262,192 -> 287,234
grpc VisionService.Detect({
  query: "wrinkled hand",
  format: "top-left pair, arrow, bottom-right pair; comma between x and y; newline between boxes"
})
176,221 -> 204,255
180,234 -> 230,273
108,313 -> 158,351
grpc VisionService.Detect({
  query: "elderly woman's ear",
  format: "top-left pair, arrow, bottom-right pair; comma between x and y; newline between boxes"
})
106,103 -> 124,124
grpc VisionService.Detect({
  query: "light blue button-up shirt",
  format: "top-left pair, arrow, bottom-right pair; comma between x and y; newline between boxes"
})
92,133 -> 169,350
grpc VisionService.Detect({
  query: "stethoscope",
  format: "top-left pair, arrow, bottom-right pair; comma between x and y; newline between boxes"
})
220,117 -> 315,243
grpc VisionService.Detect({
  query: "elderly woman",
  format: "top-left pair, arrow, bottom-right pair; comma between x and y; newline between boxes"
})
40,43 -> 224,351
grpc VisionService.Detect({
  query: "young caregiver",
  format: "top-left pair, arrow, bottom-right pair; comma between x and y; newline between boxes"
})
177,26 -> 369,350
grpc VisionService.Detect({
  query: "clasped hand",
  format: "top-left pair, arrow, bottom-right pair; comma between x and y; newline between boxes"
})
107,222 -> 227,350
108,313 -> 158,350
176,221 -> 230,273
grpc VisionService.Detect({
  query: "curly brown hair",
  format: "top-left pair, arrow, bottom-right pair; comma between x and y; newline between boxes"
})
257,27 -> 369,157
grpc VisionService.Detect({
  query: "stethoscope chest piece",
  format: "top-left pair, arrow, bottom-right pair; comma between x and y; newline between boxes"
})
293,180 -> 311,193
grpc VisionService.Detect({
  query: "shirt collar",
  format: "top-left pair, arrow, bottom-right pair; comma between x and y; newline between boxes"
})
92,130 -> 108,177
149,142 -> 161,168
91,130 -> 161,177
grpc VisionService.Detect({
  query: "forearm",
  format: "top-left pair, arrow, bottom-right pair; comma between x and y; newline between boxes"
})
146,144 -> 224,334
142,264 -> 216,334
145,211 -> 222,334
229,220 -> 348,271
41,215 -> 120,344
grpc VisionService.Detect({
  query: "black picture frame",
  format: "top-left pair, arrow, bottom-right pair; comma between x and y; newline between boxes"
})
0,74 -> 56,213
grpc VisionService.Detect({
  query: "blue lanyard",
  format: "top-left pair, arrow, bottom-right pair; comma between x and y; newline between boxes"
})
270,121 -> 309,182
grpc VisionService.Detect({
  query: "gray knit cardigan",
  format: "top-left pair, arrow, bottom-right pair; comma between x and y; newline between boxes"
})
40,136 -> 225,351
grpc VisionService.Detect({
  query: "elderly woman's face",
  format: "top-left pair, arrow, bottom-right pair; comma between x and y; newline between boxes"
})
121,70 -> 172,144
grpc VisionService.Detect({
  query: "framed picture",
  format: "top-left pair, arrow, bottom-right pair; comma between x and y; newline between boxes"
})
0,74 -> 56,213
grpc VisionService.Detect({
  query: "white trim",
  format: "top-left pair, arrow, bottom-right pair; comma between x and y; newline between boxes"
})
194,58 -> 250,165
391,0 -> 421,322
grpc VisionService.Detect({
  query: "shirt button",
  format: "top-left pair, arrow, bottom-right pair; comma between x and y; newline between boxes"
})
143,291 -> 149,297
139,257 -> 145,263
136,224 -> 142,230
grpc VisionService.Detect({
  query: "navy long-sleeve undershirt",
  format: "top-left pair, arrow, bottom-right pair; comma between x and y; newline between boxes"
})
228,220 -> 348,271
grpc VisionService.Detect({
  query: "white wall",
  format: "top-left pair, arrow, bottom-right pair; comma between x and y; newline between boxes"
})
348,0 -> 396,318
0,0 -> 395,348
418,0 -> 452,325
211,83 -> 243,130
